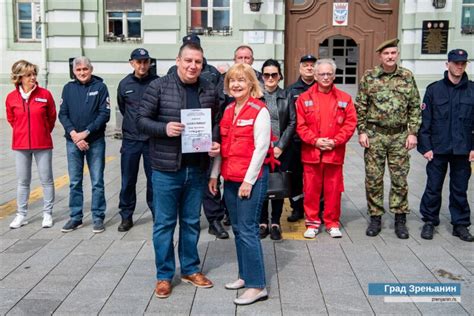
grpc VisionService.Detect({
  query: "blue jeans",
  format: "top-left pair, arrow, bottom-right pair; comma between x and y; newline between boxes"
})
152,167 -> 206,281
119,139 -> 153,220
66,138 -> 106,224
224,166 -> 268,288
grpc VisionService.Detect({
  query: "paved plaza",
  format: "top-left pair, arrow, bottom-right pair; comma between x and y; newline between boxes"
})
0,119 -> 472,315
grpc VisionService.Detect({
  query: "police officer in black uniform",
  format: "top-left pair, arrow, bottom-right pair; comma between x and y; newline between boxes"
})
117,48 -> 159,231
286,54 -> 317,222
167,34 -> 221,86
418,49 -> 474,242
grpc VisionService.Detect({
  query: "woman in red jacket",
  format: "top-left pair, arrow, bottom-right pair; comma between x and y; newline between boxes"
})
209,63 -> 271,305
6,60 -> 56,229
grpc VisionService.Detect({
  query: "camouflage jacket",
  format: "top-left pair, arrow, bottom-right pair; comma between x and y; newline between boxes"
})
355,65 -> 421,135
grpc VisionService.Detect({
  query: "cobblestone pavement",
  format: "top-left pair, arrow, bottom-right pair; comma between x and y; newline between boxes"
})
0,119 -> 472,315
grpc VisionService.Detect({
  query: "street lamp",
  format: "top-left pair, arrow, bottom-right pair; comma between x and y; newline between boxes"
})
432,0 -> 446,9
249,0 -> 263,12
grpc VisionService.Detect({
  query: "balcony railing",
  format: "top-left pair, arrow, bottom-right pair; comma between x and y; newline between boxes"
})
187,26 -> 232,36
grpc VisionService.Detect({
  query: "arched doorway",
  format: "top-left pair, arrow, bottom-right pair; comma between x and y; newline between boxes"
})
285,0 -> 399,89
319,36 -> 359,97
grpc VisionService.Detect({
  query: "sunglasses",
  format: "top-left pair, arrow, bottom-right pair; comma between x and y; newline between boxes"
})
263,72 -> 279,80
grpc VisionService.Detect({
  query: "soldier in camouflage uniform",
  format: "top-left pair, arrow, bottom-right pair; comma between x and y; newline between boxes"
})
355,38 -> 421,239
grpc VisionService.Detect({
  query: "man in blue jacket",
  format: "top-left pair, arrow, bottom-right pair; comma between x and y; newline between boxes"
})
418,49 -> 474,242
59,56 -> 111,233
117,48 -> 158,232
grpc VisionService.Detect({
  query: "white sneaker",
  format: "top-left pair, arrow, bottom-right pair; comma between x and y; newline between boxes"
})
42,213 -> 53,228
10,214 -> 28,229
303,227 -> 319,239
327,227 -> 342,238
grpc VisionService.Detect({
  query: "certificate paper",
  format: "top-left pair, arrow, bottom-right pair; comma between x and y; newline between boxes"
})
181,108 -> 212,153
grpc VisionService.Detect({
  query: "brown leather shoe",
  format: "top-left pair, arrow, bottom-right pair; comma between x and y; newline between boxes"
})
155,280 -> 172,298
181,272 -> 213,288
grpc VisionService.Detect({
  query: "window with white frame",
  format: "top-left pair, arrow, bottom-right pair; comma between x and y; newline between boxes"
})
462,0 -> 474,34
15,0 -> 41,42
105,0 -> 142,42
189,0 -> 231,35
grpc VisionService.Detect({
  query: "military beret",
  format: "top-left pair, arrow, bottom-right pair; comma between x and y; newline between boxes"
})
182,34 -> 201,45
300,54 -> 317,63
376,38 -> 399,53
448,49 -> 468,62
129,48 -> 151,61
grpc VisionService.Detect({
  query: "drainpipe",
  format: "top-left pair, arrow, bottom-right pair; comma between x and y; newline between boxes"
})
40,0 -> 48,87
80,0 -> 84,56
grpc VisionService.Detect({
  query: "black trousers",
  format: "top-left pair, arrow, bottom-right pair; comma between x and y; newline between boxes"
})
119,139 -> 154,220
202,161 -> 226,223
287,141 -> 304,213
420,154 -> 471,226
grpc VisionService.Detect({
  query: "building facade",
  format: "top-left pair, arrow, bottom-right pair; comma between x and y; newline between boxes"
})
1,0 -> 472,123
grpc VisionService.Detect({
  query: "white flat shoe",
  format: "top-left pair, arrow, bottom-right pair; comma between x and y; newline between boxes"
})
225,279 -> 245,290
233,288 -> 268,305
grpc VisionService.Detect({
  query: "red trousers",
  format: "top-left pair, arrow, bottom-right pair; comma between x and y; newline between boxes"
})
303,163 -> 344,229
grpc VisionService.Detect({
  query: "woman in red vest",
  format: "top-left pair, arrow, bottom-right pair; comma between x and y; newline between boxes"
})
209,63 -> 271,305
6,60 -> 57,229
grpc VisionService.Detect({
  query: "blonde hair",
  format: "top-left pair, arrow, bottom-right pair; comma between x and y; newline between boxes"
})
224,63 -> 263,99
10,60 -> 38,85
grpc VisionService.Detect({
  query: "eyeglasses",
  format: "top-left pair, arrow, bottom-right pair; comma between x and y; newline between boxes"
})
316,73 -> 334,78
262,72 -> 279,80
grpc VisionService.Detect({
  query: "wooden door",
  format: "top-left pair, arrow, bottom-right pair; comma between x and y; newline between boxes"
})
284,0 -> 399,86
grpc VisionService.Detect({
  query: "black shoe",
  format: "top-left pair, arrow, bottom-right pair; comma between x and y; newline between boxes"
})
452,225 -> 474,242
394,214 -> 409,239
223,215 -> 231,226
270,225 -> 282,240
366,215 -> 382,237
287,210 -> 304,222
92,221 -> 105,234
118,218 -> 134,232
259,225 -> 269,239
208,220 -> 229,239
420,222 -> 434,240
61,219 -> 83,233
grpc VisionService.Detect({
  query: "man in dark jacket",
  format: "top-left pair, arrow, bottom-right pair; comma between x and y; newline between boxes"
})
286,54 -> 317,222
137,42 -> 221,299
116,48 -> 159,232
59,56 -> 110,233
418,49 -> 474,242
167,34 -> 228,239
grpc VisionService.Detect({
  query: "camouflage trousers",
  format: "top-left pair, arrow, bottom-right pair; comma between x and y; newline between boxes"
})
364,130 -> 410,216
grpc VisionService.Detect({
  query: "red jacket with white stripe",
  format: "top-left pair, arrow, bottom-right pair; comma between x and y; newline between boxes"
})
6,85 -> 56,150
220,97 -> 266,182
296,84 -> 357,165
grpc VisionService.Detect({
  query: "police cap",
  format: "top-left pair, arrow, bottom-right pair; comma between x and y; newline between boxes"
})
300,54 -> 317,63
375,38 -> 399,53
448,49 -> 468,62
182,34 -> 201,45
129,48 -> 151,61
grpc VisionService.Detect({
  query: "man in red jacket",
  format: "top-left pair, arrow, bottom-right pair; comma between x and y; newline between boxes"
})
296,59 -> 357,239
